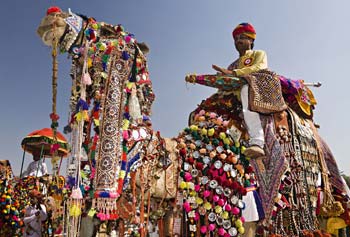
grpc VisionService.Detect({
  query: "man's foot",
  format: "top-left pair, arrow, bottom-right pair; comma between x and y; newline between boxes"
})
243,145 -> 265,158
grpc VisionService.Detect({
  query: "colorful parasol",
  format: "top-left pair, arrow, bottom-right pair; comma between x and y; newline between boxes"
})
21,128 -> 69,158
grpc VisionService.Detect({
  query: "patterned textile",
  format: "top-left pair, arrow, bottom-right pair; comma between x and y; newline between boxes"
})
250,115 -> 288,221
279,76 -> 317,117
244,70 -> 287,114
185,74 -> 246,91
95,50 -> 133,190
319,137 -> 346,194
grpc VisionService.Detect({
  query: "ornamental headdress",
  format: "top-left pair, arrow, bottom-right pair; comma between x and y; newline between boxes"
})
232,23 -> 256,40
29,189 -> 43,200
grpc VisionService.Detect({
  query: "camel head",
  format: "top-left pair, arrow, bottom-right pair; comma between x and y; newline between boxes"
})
37,6 -> 83,50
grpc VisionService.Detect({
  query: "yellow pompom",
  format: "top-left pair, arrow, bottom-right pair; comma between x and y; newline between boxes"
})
208,128 -> 215,137
223,137 -> 231,145
196,197 -> 203,205
187,182 -> 195,190
190,125 -> 198,131
201,128 -> 208,136
179,181 -> 187,190
122,119 -> 130,130
204,202 -> 212,210
235,219 -> 243,228
215,206 -> 222,214
238,227 -> 245,234
69,204 -> 81,217
221,211 -> 229,219
126,82 -> 134,89
219,132 -> 226,140
87,58 -> 92,68
91,23 -> 99,30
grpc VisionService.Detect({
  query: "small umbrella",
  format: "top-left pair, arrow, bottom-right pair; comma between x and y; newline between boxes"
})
21,128 -> 69,158
20,128 -> 69,177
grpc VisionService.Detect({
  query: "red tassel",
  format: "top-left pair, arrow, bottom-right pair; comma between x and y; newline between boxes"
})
46,6 -> 61,15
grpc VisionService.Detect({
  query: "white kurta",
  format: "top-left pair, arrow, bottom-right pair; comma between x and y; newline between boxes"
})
23,204 -> 47,237
23,161 -> 48,177
242,190 -> 260,222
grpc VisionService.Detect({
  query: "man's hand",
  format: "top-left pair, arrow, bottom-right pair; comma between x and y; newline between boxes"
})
212,64 -> 237,76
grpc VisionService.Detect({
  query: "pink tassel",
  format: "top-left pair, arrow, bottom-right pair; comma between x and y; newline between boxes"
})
122,130 -> 129,140
82,72 -> 92,85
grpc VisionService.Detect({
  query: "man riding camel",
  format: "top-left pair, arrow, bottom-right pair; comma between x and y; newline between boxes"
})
213,22 -> 286,158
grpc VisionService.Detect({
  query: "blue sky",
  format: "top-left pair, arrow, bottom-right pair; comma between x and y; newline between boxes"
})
0,0 -> 349,175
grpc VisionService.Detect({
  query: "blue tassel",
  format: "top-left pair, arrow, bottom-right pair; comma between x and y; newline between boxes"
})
143,115 -> 150,121
76,99 -> 89,111
124,112 -> 130,120
121,160 -> 127,170
99,191 -> 110,198
67,176 -> 76,187
122,51 -> 130,60
94,102 -> 100,111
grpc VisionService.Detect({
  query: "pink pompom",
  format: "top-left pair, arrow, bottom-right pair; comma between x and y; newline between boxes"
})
199,110 -> 206,116
223,120 -> 229,126
225,204 -> 232,212
125,35 -> 131,43
200,225 -> 207,234
213,195 -> 219,202
194,212 -> 200,221
203,190 -> 211,198
209,112 -> 217,118
183,201 -> 192,213
184,172 -> 192,182
208,223 -> 216,231
232,207 -> 240,215
218,227 -> 226,236
122,130 -> 129,140
195,185 -> 201,192
218,199 -> 225,206
240,216 -> 245,223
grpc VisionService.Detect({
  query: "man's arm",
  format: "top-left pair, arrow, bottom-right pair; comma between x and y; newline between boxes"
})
233,50 -> 268,76
24,162 -> 34,177
38,204 -> 48,221
41,163 -> 48,176
23,207 -> 37,224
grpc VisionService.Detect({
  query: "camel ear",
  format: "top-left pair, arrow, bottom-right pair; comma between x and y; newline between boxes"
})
137,42 -> 150,55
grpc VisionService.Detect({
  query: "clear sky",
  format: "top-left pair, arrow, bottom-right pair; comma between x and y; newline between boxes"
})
0,0 -> 349,176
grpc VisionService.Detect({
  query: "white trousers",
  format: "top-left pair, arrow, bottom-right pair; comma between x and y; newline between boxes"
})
240,85 -> 264,148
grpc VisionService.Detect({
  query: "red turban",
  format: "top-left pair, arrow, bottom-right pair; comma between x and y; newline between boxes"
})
29,190 -> 43,200
232,23 -> 256,40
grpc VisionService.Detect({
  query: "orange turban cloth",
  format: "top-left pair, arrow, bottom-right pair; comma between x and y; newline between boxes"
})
29,190 -> 43,200
232,23 -> 256,40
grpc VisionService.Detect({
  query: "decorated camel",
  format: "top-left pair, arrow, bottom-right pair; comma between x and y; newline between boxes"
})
36,7 -> 349,237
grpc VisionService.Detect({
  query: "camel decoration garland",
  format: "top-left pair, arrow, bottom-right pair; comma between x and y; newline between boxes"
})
37,6 -> 349,237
